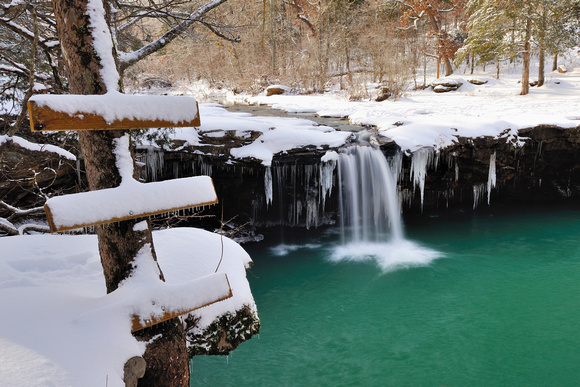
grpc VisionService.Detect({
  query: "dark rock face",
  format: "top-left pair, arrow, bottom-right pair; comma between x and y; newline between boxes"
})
6,124 -> 576,233
399,125 -> 580,214
142,125 -> 579,230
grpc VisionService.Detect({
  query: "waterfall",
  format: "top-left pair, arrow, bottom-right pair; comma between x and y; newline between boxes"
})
337,146 -> 403,243
332,145 -> 442,272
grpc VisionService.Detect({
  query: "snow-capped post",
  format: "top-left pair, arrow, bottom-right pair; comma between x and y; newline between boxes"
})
47,0 -> 202,384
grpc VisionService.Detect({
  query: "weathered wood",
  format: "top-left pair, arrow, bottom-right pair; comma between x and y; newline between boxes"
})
131,274 -> 233,333
27,99 -> 200,132
44,176 -> 218,232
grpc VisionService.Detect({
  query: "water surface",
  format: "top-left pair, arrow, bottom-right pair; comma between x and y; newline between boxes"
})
191,205 -> 580,386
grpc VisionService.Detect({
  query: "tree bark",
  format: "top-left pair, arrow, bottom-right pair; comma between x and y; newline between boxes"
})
520,17 -> 531,96
51,0 -> 189,384
428,13 -> 453,77
538,47 -> 545,87
552,54 -> 558,72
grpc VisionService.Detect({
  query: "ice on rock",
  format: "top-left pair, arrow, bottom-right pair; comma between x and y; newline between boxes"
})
410,147 -> 436,211
319,158 -> 337,208
487,152 -> 496,205
264,167 -> 273,207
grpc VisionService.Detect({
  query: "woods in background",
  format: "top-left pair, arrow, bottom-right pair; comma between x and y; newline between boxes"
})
2,0 -> 580,124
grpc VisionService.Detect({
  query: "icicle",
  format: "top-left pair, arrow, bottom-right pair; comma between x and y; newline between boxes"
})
473,183 -> 486,209
76,158 -> 81,185
319,159 -> 337,208
173,161 -> 179,179
388,152 -> 403,183
264,167 -> 273,207
410,147 -> 435,211
487,152 -> 496,205
306,198 -> 318,230
455,163 -> 459,182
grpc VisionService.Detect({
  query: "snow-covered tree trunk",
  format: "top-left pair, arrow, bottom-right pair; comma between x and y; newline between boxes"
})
51,0 -> 189,384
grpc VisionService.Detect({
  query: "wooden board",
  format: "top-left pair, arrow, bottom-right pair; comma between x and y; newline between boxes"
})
44,176 -> 218,232
131,274 -> 233,332
28,99 -> 200,132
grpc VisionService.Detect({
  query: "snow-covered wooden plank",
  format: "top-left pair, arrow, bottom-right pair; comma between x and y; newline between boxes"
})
44,176 -> 217,232
131,273 -> 233,332
28,93 -> 200,132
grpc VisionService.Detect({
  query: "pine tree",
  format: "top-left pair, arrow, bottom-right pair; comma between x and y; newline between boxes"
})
460,0 -> 580,95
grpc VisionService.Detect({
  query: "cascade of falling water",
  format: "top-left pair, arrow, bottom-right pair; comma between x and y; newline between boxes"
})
337,146 -> 403,243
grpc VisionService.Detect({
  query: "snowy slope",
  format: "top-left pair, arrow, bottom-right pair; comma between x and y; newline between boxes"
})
0,228 -> 255,386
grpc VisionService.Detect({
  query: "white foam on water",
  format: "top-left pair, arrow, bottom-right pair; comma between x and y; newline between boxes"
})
330,239 -> 443,273
271,243 -> 323,257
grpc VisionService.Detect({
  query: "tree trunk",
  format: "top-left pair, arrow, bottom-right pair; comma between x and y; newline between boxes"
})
552,54 -> 558,72
51,0 -> 189,384
538,47 -> 545,87
470,55 -> 474,75
521,18 -> 531,95
443,57 -> 453,77
428,13 -> 453,77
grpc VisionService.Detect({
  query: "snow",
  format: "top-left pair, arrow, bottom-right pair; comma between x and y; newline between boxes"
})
0,134 -> 76,160
243,56 -> 580,153
86,0 -> 119,91
29,93 -> 198,125
45,176 -> 217,231
193,105 -> 351,167
0,228 -> 255,386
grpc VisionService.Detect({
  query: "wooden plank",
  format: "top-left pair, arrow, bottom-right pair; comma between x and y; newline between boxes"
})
27,98 -> 200,132
44,176 -> 218,232
131,274 -> 233,332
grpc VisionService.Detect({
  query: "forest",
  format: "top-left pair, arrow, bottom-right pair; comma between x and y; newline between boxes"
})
2,0 -> 580,134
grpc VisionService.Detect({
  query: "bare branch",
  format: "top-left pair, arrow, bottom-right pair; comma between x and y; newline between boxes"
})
118,0 -> 229,71
200,21 -> 240,42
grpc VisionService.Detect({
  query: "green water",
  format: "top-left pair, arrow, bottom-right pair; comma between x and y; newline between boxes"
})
191,205 -> 580,386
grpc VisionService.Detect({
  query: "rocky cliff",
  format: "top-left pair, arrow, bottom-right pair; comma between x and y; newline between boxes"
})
136,124 -> 580,230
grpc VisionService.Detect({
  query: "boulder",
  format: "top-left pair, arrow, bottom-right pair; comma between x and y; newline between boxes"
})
433,85 -> 457,93
431,78 -> 463,92
468,78 -> 488,85
266,85 -> 290,96
558,65 -> 567,73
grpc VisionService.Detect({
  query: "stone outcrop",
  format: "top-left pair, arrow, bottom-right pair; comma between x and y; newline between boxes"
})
3,123 -> 578,234
135,124 -> 579,230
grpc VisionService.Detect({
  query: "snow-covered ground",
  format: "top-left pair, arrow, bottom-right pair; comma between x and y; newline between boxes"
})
244,64 -> 580,153
0,228 -> 255,386
167,52 -> 580,157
